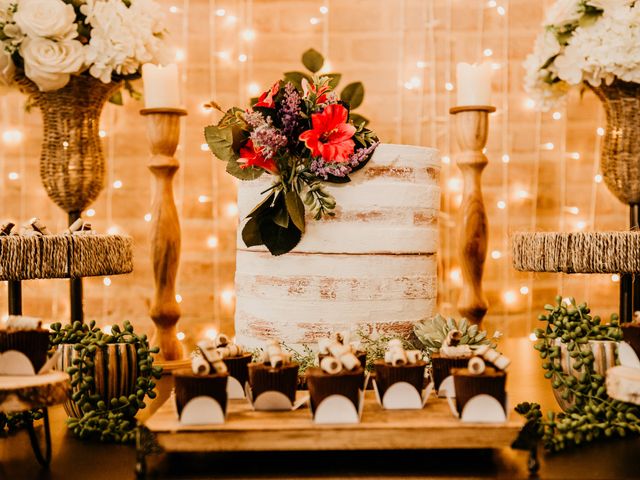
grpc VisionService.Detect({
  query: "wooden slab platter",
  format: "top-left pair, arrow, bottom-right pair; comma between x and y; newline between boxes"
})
0,371 -> 70,413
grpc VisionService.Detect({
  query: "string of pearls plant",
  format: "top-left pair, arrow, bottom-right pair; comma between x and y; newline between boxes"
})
49,320 -> 162,443
516,296 -> 640,451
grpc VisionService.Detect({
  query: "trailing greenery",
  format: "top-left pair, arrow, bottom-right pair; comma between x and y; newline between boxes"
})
355,328 -> 417,372
49,320 -> 162,443
283,344 -> 316,375
0,409 -> 43,435
516,296 -> 640,452
413,314 -> 498,358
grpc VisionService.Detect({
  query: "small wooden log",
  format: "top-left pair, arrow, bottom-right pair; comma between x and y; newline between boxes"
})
141,108 -> 187,362
0,371 -> 70,413
450,106 -> 495,325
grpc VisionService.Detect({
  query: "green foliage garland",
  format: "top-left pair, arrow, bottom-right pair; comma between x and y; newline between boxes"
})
516,296 -> 640,452
49,320 -> 162,443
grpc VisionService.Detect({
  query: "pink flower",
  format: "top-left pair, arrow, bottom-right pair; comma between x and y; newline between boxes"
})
254,81 -> 280,108
299,104 -> 356,163
239,140 -> 278,173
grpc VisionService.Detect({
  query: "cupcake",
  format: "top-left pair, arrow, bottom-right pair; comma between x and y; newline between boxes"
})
374,339 -> 426,398
247,339 -> 299,403
198,333 -> 252,389
430,330 -> 472,391
306,339 -> 365,411
173,354 -> 228,415
452,362 -> 507,415
0,316 -> 50,373
318,332 -> 367,369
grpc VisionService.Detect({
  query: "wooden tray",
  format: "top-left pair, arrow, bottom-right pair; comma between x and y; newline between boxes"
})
136,391 -> 530,478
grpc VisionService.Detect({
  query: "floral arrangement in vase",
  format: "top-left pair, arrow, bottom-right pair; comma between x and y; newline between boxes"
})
204,49 -> 379,256
0,0 -> 168,94
523,0 -> 640,109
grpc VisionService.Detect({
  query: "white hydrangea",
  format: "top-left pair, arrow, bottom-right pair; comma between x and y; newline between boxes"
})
524,0 -> 640,109
82,0 -> 168,84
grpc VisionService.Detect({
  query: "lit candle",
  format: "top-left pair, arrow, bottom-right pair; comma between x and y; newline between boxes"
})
142,63 -> 181,109
455,62 -> 492,106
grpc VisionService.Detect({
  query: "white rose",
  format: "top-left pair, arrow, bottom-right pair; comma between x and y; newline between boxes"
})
14,0 -> 78,40
0,45 -> 15,94
20,38 -> 85,91
544,0 -> 582,27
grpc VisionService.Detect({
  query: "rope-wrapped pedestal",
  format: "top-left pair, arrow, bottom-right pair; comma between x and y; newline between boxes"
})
0,235 -> 133,280
511,232 -> 640,274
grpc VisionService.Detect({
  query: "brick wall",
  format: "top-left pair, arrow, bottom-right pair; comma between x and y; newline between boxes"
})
0,0 -> 627,348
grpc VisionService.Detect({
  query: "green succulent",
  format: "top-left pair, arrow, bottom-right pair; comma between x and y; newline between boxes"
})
413,314 -> 496,357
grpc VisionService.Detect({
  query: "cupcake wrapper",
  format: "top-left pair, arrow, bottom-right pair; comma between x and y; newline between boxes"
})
453,372 -> 507,415
248,363 -> 299,403
223,353 -> 253,387
431,355 -> 470,390
374,361 -> 426,398
0,330 -> 50,372
173,371 -> 228,415
306,368 -> 365,412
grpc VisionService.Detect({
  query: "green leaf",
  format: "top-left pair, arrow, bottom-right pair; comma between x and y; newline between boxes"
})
259,218 -> 302,256
247,191 -> 276,218
325,73 -> 342,89
284,71 -> 312,90
109,90 -> 123,106
242,217 -> 263,247
285,191 -> 306,233
349,113 -> 369,127
340,82 -> 365,110
204,125 -> 236,162
302,48 -> 324,73
273,205 -> 290,229
225,158 -> 264,181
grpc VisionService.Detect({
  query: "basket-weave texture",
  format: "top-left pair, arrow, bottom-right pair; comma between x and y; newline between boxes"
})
17,75 -> 121,214
511,231 -> 640,274
0,235 -> 133,281
591,81 -> 640,205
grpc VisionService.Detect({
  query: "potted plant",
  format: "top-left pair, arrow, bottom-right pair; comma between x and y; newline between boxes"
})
50,320 -> 162,443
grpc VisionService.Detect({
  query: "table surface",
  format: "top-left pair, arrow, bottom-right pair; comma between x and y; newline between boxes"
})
3,338 -> 640,480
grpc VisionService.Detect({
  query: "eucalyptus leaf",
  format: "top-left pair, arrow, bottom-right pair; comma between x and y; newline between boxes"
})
285,190 -> 306,233
325,73 -> 342,89
302,48 -> 324,73
241,217 -> 263,247
349,112 -> 369,127
225,158 -> 265,181
284,71 -> 312,90
204,125 -> 236,162
340,82 -> 365,109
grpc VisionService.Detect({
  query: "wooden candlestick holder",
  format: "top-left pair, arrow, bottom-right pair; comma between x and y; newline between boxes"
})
140,107 -> 189,368
450,105 -> 496,326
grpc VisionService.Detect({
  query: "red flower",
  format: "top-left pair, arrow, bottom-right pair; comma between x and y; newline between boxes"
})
302,78 -> 330,104
299,104 -> 356,163
239,140 -> 278,173
254,81 -> 280,108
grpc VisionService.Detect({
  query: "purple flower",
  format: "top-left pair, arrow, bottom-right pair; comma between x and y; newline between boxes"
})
249,120 -> 288,160
310,141 -> 380,180
278,82 -> 302,137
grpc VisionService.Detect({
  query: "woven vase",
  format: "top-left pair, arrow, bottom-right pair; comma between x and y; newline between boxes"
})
591,81 -> 640,205
19,75 -> 121,214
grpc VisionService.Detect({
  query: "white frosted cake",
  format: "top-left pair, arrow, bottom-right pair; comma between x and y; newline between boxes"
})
234,143 -> 440,348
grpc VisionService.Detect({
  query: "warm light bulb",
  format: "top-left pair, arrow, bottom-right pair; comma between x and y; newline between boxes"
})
200,143 -> 209,152
226,203 -> 239,216
62,141 -> 69,149
520,286 -> 529,295
103,277 -> 111,286
113,180 -> 122,189
205,328 -> 218,340
225,15 -> 237,25
107,226 -> 119,235
86,209 -> 96,217
503,290 -> 517,305
447,177 -> 462,192
319,5 -> 329,14
491,250 -> 502,260
491,62 -> 501,70
487,0 -> 497,7
497,200 -> 506,209
445,82 -> 454,91
529,332 -> 537,341
569,152 -> 580,160
416,60 -> 427,69
501,154 -> 510,164
218,51 -> 231,62
144,213 -> 152,222
169,5 -> 179,13
612,274 -> 621,282
175,49 -> 186,62
515,189 -> 529,199
175,294 -> 182,303
238,54 -> 248,62
483,48 -> 493,57
221,289 -> 235,305
441,155 -> 450,165
215,8 -> 226,16
597,127 -> 605,136
198,195 -> 210,203
594,174 -> 603,183
552,111 -> 562,120
576,220 -> 587,230
542,142 -> 554,150
176,331 -> 186,341
241,29 -> 256,41
99,130 -> 107,138
565,206 -> 579,215
309,17 -> 320,25
449,268 -> 462,285
7,172 -> 19,180
497,5 -> 505,15
207,235 -> 219,248
2,129 -> 23,144
248,83 -> 261,96
524,98 -> 535,109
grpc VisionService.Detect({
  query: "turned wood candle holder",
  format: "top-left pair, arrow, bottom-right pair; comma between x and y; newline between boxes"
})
450,105 -> 496,326
140,107 -> 189,368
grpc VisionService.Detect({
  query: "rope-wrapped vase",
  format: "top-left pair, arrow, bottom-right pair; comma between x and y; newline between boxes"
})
591,81 -> 640,205
17,75 -> 121,214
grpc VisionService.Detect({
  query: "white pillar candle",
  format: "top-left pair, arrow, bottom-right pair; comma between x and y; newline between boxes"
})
142,63 -> 181,109
456,62 -> 492,106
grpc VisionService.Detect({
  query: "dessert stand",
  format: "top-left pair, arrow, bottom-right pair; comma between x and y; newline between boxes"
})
136,392 -> 526,478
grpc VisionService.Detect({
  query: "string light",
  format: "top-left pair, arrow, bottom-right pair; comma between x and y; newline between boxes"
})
487,0 -> 497,7
103,325 -> 112,335
483,48 -> 493,57
176,331 -> 186,341
565,206 -> 579,215
238,54 -> 248,62
496,5 -> 506,15
594,174 -> 603,183
491,250 -> 502,259
416,61 -> 427,68
524,98 -> 535,109
175,294 -> 182,303
576,220 -> 587,230
449,268 -> 462,285
445,82 -> 454,91
169,5 -> 179,13
568,152 -> 580,160
225,15 -> 237,25
200,143 -> 209,152
542,142 -> 554,150
441,155 -> 450,165
497,200 -> 506,209
221,288 -> 235,305
529,332 -> 537,341
86,208 -> 96,217
515,189 -> 530,200
503,290 -> 517,305
103,277 -> 111,286
248,83 -> 260,96
207,235 -> 219,248
2,129 -> 23,144
501,154 -> 510,163
107,226 -> 119,235
175,49 -> 186,62
217,51 -> 231,62
241,29 -> 256,41
205,327 -> 218,340
99,130 -> 107,138
215,8 -> 225,16
597,127 -> 605,136
113,180 -> 122,189
319,5 -> 329,14
403,76 -> 421,90
491,62 -> 501,70
612,274 -> 621,282
7,172 -> 19,180
520,286 -> 529,295
309,17 -> 320,25
198,195 -> 210,203
62,141 -> 69,149
552,111 -> 562,120
226,203 -> 239,216
447,177 -> 462,192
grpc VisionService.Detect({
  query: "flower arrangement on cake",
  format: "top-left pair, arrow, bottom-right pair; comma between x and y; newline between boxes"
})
0,0 -> 167,95
523,0 -> 640,109
204,49 -> 379,255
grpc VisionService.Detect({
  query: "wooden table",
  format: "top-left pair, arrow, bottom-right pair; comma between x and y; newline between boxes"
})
137,391 -> 528,478
0,371 -> 70,467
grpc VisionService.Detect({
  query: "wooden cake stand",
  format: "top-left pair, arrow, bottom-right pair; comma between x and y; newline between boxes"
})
136,392 -> 527,478
0,371 -> 70,466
